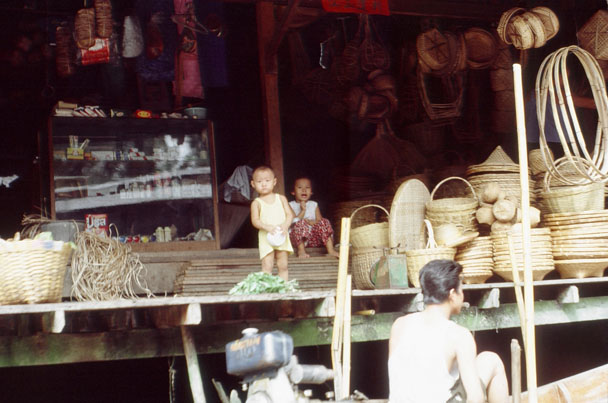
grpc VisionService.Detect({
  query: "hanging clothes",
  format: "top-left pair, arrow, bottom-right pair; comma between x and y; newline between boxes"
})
135,0 -> 178,82
193,0 -> 228,87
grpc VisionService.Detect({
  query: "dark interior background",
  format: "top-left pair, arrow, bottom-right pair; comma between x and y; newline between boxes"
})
0,1 -> 606,402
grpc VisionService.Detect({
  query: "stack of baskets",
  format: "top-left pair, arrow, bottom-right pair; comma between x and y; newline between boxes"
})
491,227 -> 554,281
466,146 -> 536,205
405,219 -> 456,288
455,236 -> 493,284
349,204 -> 389,289
0,235 -> 72,305
543,210 -> 608,278
426,176 -> 479,233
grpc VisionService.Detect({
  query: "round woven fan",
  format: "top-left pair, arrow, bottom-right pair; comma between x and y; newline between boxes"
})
416,28 -> 450,71
464,28 -> 497,69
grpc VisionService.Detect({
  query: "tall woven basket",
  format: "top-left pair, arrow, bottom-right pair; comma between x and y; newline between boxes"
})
405,220 -> 456,288
350,204 -> 390,289
0,237 -> 72,305
426,176 -> 479,232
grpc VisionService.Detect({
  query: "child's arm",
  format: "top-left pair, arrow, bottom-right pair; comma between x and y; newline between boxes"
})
251,200 -> 275,233
305,204 -> 322,225
279,195 -> 295,233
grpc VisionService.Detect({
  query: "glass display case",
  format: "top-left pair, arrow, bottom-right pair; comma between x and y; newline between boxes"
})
47,117 -> 220,251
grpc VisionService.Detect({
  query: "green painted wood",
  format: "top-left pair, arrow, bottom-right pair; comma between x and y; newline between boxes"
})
0,296 -> 607,368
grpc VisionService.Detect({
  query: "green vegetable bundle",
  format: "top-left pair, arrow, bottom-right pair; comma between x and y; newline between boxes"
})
229,272 -> 300,295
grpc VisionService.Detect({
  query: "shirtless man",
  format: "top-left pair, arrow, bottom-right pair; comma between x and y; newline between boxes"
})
388,259 -> 509,403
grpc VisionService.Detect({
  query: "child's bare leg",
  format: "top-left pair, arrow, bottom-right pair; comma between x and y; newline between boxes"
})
297,242 -> 310,258
275,251 -> 289,281
325,237 -> 339,258
261,252 -> 274,275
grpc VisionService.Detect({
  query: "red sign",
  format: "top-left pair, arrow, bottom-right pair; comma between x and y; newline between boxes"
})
85,214 -> 108,237
321,0 -> 389,16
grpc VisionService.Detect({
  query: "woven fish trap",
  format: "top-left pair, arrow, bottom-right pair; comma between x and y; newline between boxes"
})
350,204 -> 389,249
492,47 -> 514,69
522,11 -> 547,48
531,6 -> 559,41
360,15 -> 390,72
94,0 -> 113,38
75,8 -> 96,49
426,176 -> 479,232
507,15 -> 535,50
405,219 -> 456,288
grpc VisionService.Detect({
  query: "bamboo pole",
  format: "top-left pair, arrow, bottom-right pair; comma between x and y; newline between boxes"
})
507,234 -> 528,351
513,63 -> 538,402
331,217 -> 351,398
341,275 -> 352,400
511,339 -> 522,403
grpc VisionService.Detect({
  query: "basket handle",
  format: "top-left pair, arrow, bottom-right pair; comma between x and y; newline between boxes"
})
430,176 -> 478,202
349,203 -> 390,221
422,219 -> 438,249
543,155 -> 597,191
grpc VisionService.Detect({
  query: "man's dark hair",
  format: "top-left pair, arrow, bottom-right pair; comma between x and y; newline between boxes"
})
419,259 -> 463,305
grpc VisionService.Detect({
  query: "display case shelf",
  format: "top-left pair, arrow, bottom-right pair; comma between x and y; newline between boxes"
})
47,117 -> 220,250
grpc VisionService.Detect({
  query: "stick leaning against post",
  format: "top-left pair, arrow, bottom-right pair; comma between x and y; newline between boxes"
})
513,63 -> 538,402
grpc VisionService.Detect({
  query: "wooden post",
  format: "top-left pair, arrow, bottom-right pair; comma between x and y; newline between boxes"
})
331,217 -> 351,398
513,63 -> 538,402
341,275 -> 352,400
181,326 -> 207,403
256,1 -> 286,194
511,339 -> 522,403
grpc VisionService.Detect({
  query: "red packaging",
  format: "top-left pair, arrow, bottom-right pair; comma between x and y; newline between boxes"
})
85,214 -> 108,237
321,0 -> 389,15
80,38 -> 110,66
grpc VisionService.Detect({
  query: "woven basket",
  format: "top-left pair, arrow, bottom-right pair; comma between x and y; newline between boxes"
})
351,246 -> 385,289
426,176 -> 479,232
540,177 -> 605,214
577,10 -> 608,61
405,220 -> 456,288
0,238 -> 72,305
350,204 -> 389,249
490,68 -> 514,92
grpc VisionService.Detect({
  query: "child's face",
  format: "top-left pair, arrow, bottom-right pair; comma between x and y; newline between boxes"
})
292,178 -> 312,202
251,169 -> 276,195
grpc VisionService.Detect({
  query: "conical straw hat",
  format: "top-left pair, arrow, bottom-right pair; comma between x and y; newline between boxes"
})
482,145 -> 516,165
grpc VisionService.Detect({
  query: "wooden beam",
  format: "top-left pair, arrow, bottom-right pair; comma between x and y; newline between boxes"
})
181,326 -> 207,403
2,296 -> 606,368
223,0 -> 506,21
266,0 -> 303,65
257,1 -> 286,194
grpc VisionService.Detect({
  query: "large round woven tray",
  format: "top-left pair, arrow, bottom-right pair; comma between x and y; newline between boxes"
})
389,178 -> 430,251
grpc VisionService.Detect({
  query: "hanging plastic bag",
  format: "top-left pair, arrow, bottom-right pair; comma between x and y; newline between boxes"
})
122,15 -> 144,58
